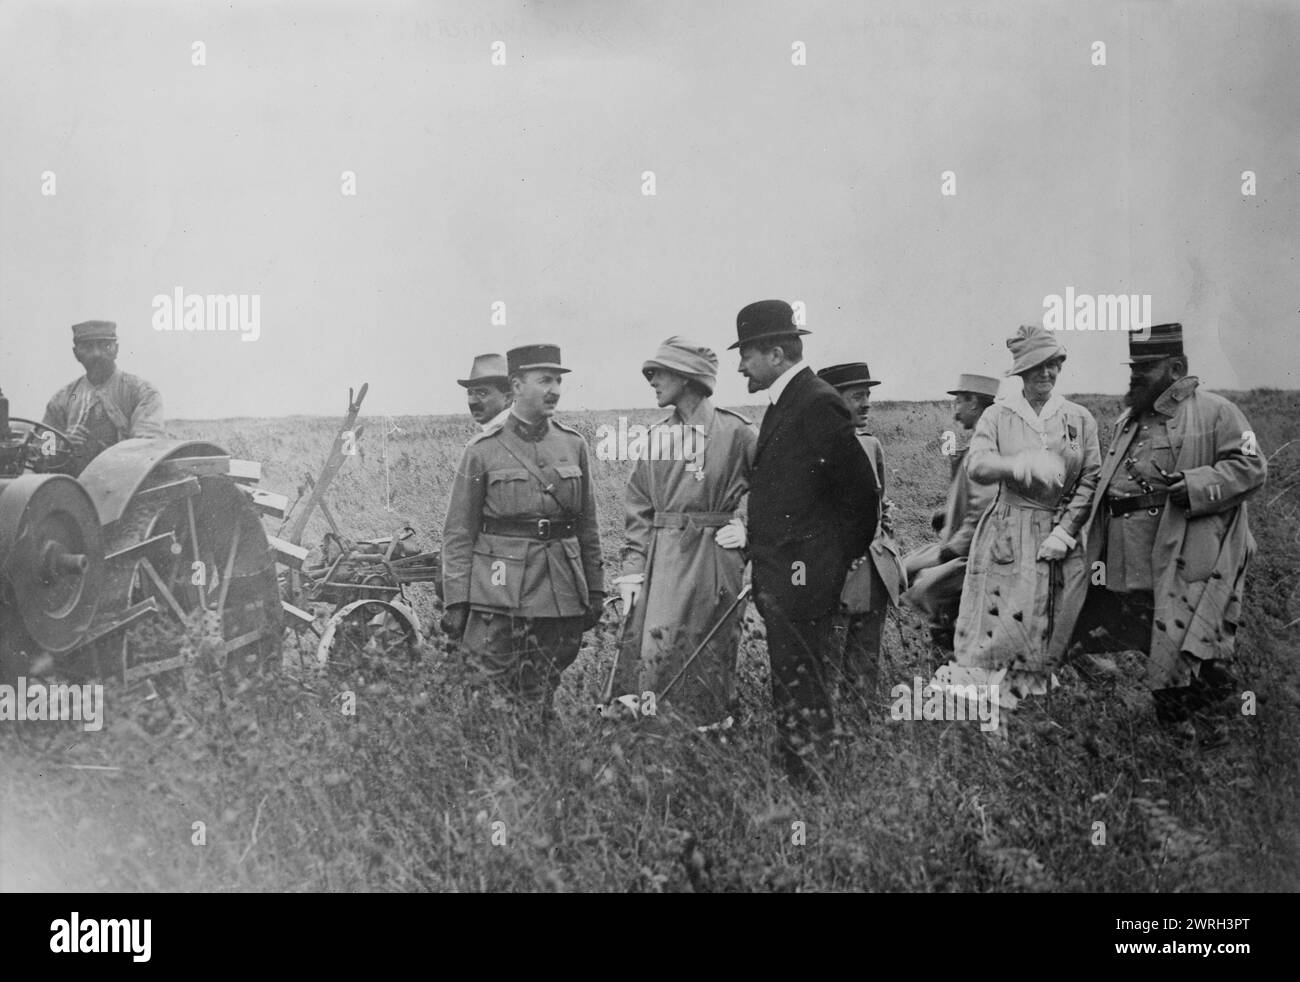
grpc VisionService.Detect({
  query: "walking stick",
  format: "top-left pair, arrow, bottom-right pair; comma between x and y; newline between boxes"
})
599,594 -> 633,705
659,583 -> 753,701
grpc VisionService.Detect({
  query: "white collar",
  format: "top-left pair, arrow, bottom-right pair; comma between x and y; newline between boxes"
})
766,361 -> 807,405
994,375 -> 1066,432
480,406 -> 512,432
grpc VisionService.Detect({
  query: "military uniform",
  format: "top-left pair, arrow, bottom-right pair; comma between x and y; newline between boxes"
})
441,369 -> 604,705
1066,325 -> 1267,724
44,320 -> 164,475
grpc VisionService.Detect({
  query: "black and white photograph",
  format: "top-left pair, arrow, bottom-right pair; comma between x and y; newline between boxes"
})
0,0 -> 1296,939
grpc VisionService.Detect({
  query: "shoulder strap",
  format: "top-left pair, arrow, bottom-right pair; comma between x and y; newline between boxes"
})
494,422 -> 575,517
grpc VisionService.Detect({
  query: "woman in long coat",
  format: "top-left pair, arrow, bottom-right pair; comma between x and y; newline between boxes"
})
611,337 -> 756,727
938,325 -> 1101,707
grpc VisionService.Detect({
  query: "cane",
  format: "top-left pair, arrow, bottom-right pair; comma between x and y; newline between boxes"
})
598,593 -> 633,706
1044,559 -> 1058,714
659,583 -> 753,702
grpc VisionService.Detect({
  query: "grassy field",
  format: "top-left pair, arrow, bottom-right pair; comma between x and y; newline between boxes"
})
2,389 -> 1298,892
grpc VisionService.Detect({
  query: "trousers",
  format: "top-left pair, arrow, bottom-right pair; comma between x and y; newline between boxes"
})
462,610 -> 584,705
755,590 -> 837,772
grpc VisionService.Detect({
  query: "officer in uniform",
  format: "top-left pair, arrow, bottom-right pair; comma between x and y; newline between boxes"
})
440,343 -> 605,713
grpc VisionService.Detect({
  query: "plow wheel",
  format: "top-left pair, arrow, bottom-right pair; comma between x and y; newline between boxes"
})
317,599 -> 420,681
79,442 -> 282,688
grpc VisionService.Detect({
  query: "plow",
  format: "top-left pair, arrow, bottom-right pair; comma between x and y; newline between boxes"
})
0,382 -> 441,690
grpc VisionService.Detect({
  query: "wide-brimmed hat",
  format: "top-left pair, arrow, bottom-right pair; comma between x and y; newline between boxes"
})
1006,324 -> 1067,376
946,373 -> 1000,398
507,343 -> 570,376
1127,322 -> 1184,364
817,362 -> 881,389
727,300 -> 811,350
642,336 -> 718,395
72,320 -> 117,342
457,353 -> 509,388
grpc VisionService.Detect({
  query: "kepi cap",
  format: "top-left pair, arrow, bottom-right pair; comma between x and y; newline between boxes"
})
817,362 -> 881,389
72,320 -> 117,342
507,343 -> 570,376
1127,323 -> 1184,364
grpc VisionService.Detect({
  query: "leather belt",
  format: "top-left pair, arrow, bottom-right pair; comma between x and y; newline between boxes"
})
652,511 -> 734,529
482,516 -> 579,540
1108,491 -> 1167,517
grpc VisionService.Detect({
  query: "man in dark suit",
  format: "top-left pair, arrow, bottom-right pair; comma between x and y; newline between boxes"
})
732,300 -> 878,783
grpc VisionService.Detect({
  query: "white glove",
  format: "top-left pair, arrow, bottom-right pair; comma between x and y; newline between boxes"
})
1024,449 -> 1066,490
613,573 -> 644,610
714,517 -> 747,549
1008,452 -> 1032,484
1036,526 -> 1076,562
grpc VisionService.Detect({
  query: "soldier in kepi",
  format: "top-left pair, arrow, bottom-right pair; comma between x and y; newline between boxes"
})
1065,324 -> 1267,742
43,320 -> 164,475
816,362 -> 907,705
440,343 -> 605,719
458,353 -> 513,431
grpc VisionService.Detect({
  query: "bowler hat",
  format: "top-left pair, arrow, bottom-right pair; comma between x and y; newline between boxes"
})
817,362 -> 881,389
1127,323 -> 1184,364
72,320 -> 117,342
946,373 -> 1000,399
457,353 -> 509,388
727,300 -> 811,350
507,343 -> 570,376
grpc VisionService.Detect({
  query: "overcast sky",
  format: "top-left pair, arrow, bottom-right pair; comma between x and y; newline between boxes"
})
2,0 -> 1296,419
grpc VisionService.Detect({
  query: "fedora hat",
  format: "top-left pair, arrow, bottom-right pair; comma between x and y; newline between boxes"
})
457,353 -> 509,387
946,373 -> 1000,398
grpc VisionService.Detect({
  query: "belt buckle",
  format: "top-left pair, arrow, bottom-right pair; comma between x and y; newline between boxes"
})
536,518 -> 551,540
1147,506 -> 1161,517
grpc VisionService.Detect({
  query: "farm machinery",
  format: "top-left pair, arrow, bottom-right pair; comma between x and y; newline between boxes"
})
0,385 -> 282,686
0,381 -> 442,688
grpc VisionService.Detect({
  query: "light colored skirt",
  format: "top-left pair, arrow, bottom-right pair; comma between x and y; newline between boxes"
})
951,499 -> 1088,676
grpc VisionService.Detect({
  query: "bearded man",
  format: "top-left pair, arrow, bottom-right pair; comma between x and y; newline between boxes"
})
1065,323 -> 1267,739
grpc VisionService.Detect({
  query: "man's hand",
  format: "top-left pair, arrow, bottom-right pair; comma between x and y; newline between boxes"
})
65,422 -> 90,451
439,604 -> 469,640
714,517 -> 746,549
880,499 -> 896,536
583,592 -> 605,631
1167,472 -> 1189,508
